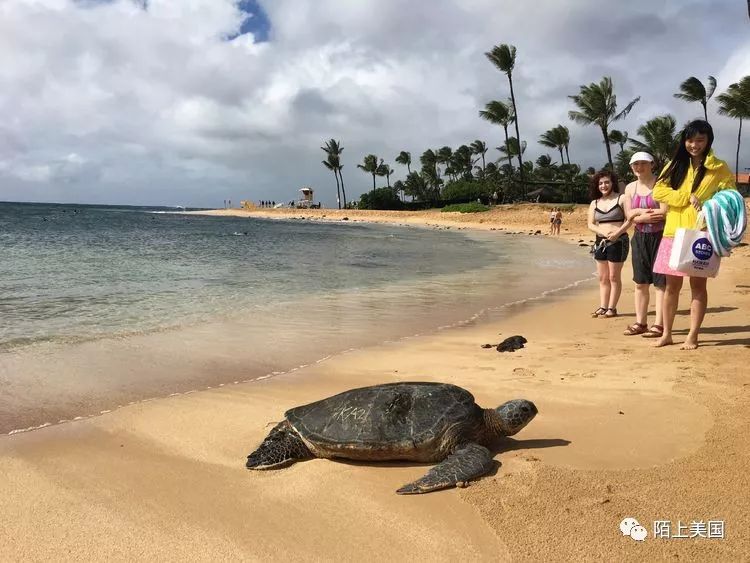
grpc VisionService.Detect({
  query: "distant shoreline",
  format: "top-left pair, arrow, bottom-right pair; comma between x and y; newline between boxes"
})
184,205 -> 595,246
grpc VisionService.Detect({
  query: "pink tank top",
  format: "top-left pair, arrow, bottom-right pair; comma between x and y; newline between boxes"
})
631,192 -> 664,233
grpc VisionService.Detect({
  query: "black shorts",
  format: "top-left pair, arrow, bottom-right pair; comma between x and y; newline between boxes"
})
631,230 -> 666,287
594,234 -> 629,263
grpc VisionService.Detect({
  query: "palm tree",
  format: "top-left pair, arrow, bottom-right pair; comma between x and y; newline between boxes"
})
470,140 -> 488,172
321,139 -> 345,208
629,114 -> 678,171
568,76 -> 640,169
395,151 -> 412,174
534,154 -> 557,180
538,126 -> 567,165
674,76 -> 717,121
486,44 -> 525,193
452,144 -> 474,179
337,161 -> 347,208
357,154 -> 379,190
321,155 -> 341,208
558,125 -> 572,165
497,137 -> 526,165
479,100 -> 514,169
609,129 -> 629,153
376,159 -> 395,188
716,76 -> 750,179
437,146 -> 453,179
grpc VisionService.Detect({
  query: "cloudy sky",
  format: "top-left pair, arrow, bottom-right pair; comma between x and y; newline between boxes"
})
1,0 -> 748,207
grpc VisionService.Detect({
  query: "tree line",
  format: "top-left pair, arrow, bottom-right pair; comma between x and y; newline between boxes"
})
321,44 -> 750,209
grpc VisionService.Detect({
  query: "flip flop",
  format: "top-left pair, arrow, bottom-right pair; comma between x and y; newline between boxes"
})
642,325 -> 664,338
623,323 -> 647,335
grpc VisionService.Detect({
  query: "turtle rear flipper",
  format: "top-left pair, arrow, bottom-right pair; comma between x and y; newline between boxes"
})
396,443 -> 495,494
246,421 -> 313,470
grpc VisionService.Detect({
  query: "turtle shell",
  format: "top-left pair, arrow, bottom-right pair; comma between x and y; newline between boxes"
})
285,382 -> 482,461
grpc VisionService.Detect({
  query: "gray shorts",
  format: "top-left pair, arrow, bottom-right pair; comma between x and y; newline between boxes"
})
631,230 -> 666,287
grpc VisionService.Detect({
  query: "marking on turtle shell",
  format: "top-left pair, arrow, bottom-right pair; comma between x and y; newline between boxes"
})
332,405 -> 370,423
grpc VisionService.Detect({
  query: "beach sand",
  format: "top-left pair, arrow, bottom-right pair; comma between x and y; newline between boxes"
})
1,206 -> 748,560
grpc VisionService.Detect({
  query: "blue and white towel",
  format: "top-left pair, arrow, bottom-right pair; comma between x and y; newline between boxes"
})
703,190 -> 747,257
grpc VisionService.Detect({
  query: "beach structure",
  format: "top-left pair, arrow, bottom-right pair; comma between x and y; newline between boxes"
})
296,187 -> 320,208
240,200 -> 257,210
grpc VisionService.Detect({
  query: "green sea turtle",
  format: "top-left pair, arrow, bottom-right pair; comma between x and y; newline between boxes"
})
245,382 -> 537,494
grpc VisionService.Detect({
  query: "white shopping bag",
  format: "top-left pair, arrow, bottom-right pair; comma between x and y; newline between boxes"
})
668,212 -> 721,277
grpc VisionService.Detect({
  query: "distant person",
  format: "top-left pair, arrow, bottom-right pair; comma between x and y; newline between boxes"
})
554,208 -> 563,235
652,120 -> 736,349
621,152 -> 666,337
587,170 -> 632,318
548,208 -> 556,234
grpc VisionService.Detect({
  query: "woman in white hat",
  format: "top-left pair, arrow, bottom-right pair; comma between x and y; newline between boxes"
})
621,152 -> 667,336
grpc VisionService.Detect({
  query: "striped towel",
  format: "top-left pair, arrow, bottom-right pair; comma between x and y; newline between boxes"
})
703,190 -> 747,257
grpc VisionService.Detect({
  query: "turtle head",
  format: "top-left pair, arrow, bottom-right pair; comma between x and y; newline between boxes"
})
494,399 -> 537,436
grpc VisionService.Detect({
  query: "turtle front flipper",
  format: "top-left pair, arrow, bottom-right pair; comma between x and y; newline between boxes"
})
246,421 -> 313,470
396,443 -> 495,494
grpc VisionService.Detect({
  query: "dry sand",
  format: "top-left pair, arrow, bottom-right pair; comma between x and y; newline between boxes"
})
1,205 -> 749,561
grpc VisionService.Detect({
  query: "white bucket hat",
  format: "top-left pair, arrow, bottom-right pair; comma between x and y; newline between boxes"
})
629,151 -> 654,164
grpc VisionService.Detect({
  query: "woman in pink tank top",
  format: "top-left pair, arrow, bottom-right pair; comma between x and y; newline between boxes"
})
622,152 -> 667,337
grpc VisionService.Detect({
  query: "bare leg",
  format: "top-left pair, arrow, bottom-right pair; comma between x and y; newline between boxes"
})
682,277 -> 708,350
596,260 -> 610,311
607,261 -> 625,310
654,285 -> 665,327
634,283 -> 650,325
655,275 -> 683,347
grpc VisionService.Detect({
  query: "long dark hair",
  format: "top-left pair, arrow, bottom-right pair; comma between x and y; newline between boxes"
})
588,170 -> 619,201
657,120 -> 714,191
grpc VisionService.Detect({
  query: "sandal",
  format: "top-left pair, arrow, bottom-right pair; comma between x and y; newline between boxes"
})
623,323 -> 647,335
642,324 -> 664,338
591,307 -> 607,318
604,308 -> 618,318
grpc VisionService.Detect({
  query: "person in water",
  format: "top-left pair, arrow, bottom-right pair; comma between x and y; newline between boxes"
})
587,170 -> 632,318
652,120 -> 736,350
621,152 -> 667,337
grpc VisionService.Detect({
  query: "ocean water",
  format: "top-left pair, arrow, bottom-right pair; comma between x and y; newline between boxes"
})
0,202 -> 593,434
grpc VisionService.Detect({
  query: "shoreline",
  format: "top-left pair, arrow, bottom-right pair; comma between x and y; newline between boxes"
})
0,242 -> 594,438
183,205 -> 594,245
1,206 -> 749,559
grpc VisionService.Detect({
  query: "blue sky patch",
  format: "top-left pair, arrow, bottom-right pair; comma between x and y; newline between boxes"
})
234,0 -> 271,42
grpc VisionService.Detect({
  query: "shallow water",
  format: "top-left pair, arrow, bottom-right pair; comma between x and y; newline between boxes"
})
0,202 -> 594,434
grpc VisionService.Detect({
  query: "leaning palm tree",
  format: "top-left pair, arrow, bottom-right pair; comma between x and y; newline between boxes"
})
557,125 -> 572,165
538,126 -> 567,165
716,76 -> 750,179
357,154 -> 379,190
321,155 -> 341,208
395,150 -> 412,174
470,140 -> 488,172
485,44 -> 525,193
321,139 -> 345,208
674,76 -> 717,122
608,129 -> 629,153
479,100 -> 515,168
568,76 -> 640,169
628,115 -> 678,172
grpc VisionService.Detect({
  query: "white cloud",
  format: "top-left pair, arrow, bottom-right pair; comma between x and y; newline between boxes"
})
0,0 -> 748,207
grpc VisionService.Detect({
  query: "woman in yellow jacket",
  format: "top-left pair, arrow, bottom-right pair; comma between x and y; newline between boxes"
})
652,120 -> 736,349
